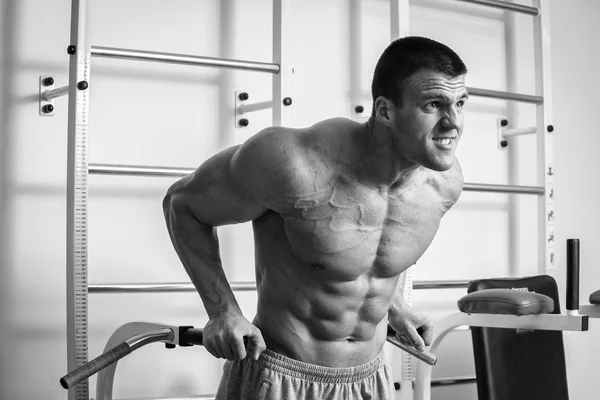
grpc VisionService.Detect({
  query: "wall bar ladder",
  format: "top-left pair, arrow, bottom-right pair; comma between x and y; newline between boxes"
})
65,1 -> 295,400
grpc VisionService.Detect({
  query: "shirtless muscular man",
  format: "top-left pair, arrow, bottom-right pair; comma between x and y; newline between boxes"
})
163,36 -> 468,399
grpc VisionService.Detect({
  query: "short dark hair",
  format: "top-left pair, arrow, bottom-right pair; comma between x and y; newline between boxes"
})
371,36 -> 467,111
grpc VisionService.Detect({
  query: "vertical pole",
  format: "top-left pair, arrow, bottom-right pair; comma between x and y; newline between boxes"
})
390,0 -> 409,42
390,1 -> 411,398
503,8 -> 520,278
533,0 -> 554,276
349,0 -> 366,121
66,0 -> 91,399
566,239 -> 580,313
272,0 -> 294,127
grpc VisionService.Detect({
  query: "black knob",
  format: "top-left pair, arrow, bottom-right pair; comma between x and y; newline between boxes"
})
77,81 -> 88,90
165,343 -> 176,349
238,92 -> 249,101
500,140 -> 508,148
355,105 -> 364,114
67,45 -> 76,55
394,382 -> 400,391
547,125 -> 554,132
501,119 -> 508,127
42,77 -> 54,86
239,118 -> 249,127
283,97 -> 292,106
42,104 -> 54,114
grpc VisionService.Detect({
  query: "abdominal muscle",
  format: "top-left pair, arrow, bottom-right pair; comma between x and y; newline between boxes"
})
253,274 -> 396,368
251,214 -> 401,368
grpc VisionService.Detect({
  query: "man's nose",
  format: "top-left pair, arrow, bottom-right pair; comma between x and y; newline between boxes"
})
441,108 -> 461,131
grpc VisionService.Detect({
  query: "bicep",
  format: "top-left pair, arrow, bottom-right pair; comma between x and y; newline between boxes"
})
168,145 -> 268,227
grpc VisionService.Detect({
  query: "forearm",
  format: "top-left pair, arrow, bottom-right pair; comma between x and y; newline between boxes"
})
163,197 -> 241,316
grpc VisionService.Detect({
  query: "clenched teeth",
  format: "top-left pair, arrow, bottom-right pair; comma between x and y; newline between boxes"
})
433,138 -> 453,145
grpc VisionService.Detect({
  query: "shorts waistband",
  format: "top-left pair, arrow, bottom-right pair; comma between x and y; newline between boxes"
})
254,348 -> 387,384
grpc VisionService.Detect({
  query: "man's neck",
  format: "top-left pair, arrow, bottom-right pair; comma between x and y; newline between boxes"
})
353,118 -> 421,191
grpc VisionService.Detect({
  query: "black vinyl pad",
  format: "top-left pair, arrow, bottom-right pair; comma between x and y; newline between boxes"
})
467,275 -> 569,400
458,288 -> 554,315
590,289 -> 600,305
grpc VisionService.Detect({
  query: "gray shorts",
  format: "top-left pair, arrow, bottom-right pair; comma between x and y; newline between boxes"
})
215,348 -> 395,400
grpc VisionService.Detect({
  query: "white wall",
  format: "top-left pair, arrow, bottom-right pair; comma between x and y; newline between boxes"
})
0,0 -> 598,399
550,1 -> 600,398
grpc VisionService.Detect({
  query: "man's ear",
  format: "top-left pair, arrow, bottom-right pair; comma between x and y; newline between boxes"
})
374,96 -> 395,127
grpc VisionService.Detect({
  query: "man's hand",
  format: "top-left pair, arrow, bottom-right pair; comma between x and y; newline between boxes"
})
202,309 -> 267,361
388,305 -> 433,352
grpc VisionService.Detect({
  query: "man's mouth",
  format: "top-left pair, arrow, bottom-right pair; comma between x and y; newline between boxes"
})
432,137 -> 456,145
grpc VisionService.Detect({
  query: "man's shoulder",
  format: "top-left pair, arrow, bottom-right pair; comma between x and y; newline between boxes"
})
232,124 -> 337,201
249,117 -> 358,165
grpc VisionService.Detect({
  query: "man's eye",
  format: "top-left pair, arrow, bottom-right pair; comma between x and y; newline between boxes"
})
457,100 -> 465,108
426,101 -> 439,109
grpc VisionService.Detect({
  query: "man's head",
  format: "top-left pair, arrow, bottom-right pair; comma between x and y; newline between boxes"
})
370,36 -> 468,171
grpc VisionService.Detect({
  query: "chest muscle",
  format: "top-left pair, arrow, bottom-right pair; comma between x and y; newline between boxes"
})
280,182 -> 444,278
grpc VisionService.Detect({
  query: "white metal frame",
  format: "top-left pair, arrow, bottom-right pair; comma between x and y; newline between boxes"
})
578,305 -> 600,319
64,1 -> 294,399
66,1 -> 92,400
389,1 -> 414,398
532,0 -> 555,276
413,311 -> 588,400
95,322 -> 177,400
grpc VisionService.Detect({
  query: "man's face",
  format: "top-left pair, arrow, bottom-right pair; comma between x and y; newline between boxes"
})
392,70 -> 468,171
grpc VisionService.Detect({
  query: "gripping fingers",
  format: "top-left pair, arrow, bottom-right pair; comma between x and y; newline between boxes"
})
216,341 -> 232,360
405,326 -> 425,351
395,333 -> 411,347
230,337 -> 247,360
417,324 -> 434,347
248,329 -> 267,361
204,340 -> 224,359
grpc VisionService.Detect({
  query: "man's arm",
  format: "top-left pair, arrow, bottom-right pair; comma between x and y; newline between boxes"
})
163,144 -> 267,313
388,271 -> 433,351
162,127 -> 305,360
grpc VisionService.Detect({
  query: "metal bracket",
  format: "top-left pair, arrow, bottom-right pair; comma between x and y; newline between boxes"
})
235,91 -> 250,129
39,76 -> 55,116
497,117 -> 509,149
235,91 -> 278,129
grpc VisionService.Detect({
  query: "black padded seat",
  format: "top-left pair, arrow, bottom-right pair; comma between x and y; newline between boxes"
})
467,275 -> 569,400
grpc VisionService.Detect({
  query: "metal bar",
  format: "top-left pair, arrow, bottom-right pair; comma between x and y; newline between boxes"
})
430,376 -> 477,387
464,182 -> 544,195
66,1 -> 91,399
456,0 -> 539,16
96,323 -> 178,400
89,282 -> 257,294
112,397 -> 216,400
414,280 -> 469,289
349,0 -> 363,121
88,280 -> 468,294
88,163 -> 194,177
534,0 -> 555,276
272,0 -> 294,126
456,311 -> 587,332
91,46 -> 280,74
238,100 -> 273,115
125,328 -> 174,351
502,126 -> 537,137
87,166 -> 544,197
579,305 -> 600,319
42,85 -> 69,101
467,86 -> 543,104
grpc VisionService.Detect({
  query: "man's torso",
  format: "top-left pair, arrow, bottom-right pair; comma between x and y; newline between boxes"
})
248,119 -> 462,367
